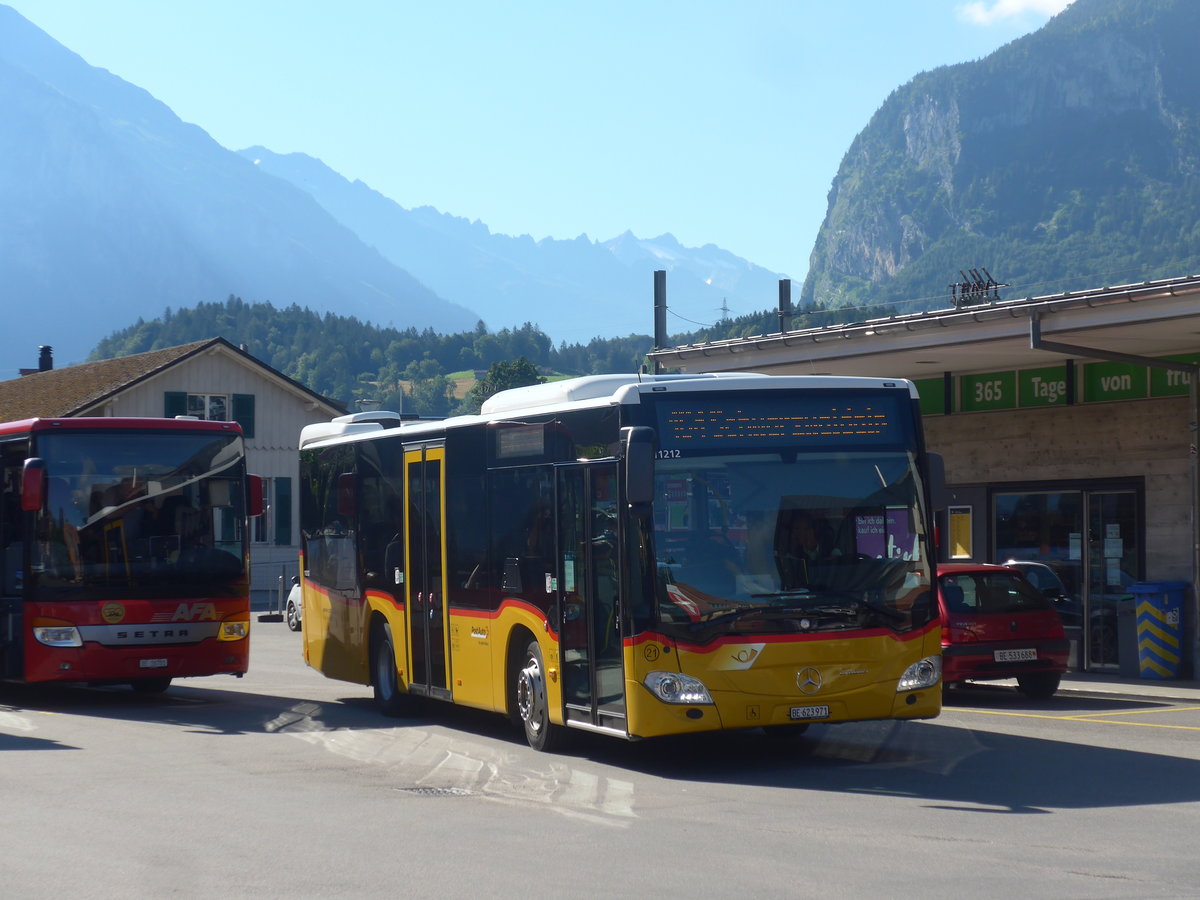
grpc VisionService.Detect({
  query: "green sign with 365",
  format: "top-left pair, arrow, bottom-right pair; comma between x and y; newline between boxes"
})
948,353 -> 1197,414
959,371 -> 1016,411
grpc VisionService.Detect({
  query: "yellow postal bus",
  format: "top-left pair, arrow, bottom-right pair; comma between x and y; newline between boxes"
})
297,373 -> 943,750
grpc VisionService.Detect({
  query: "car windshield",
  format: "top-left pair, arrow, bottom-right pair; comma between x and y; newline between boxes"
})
940,571 -> 1051,615
652,449 -> 934,636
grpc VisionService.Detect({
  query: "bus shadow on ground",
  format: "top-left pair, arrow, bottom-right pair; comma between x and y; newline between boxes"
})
576,693 -> 1200,814
0,679 -> 513,742
8,679 -> 1200,816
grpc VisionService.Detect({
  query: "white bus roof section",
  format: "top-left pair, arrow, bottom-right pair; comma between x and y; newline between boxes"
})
481,372 -> 918,415
300,372 -> 920,449
479,374 -> 720,414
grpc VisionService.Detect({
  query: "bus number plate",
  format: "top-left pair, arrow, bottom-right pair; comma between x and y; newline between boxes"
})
789,705 -> 830,720
994,648 -> 1036,662
139,658 -> 169,669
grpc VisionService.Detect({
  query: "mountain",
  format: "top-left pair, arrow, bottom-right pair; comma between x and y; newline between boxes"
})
0,5 -> 478,368
238,147 -> 787,346
801,0 -> 1200,312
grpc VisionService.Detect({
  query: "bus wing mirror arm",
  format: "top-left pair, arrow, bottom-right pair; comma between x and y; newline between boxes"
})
622,426 -> 655,514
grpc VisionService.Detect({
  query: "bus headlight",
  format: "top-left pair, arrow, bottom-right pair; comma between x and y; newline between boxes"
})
33,624 -> 83,647
643,671 -> 714,705
218,619 -> 250,641
897,655 -> 941,692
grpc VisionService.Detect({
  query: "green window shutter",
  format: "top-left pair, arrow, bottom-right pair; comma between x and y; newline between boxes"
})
274,477 -> 292,545
220,508 -> 236,542
232,393 -> 256,439
164,392 -> 187,418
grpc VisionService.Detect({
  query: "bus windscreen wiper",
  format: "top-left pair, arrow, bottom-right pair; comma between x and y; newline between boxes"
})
753,589 -> 907,624
687,605 -> 778,630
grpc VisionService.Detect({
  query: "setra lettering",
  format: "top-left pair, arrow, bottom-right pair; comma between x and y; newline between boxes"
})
115,629 -> 191,640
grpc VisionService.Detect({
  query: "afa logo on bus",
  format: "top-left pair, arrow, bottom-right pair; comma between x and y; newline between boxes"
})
150,602 -> 218,623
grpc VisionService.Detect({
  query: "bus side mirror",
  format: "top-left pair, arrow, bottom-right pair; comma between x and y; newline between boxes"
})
622,426 -> 655,513
247,474 -> 265,518
927,451 -> 948,512
337,472 -> 356,518
21,458 -> 46,512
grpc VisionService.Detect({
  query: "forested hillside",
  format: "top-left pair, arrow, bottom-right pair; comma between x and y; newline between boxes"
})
91,297 -> 852,414
92,299 -> 653,415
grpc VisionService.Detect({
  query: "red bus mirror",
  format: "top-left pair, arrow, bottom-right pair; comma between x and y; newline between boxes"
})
21,458 -> 46,512
337,472 -> 356,518
247,474 -> 265,518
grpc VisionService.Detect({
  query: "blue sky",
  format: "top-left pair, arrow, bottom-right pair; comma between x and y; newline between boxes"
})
9,0 -> 1073,281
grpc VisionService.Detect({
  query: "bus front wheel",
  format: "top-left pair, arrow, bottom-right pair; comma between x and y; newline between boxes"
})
371,621 -> 409,717
515,639 -> 563,752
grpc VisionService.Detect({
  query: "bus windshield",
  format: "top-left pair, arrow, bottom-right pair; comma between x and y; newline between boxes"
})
652,448 -> 933,636
30,430 -> 247,600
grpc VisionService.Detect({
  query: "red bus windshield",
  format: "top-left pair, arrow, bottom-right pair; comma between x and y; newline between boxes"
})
27,429 -> 247,601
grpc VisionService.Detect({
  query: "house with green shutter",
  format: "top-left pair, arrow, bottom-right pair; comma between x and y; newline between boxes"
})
0,338 -> 344,605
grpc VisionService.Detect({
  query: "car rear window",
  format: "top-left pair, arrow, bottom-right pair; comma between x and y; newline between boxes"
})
940,572 -> 1052,614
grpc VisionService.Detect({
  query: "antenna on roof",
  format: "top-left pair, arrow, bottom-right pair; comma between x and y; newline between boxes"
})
950,268 -> 1007,307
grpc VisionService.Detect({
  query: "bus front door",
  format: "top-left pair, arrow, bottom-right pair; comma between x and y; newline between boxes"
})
558,462 -> 627,735
405,444 -> 450,699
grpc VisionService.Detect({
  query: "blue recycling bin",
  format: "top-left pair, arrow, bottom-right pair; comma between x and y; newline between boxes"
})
1129,581 -> 1188,679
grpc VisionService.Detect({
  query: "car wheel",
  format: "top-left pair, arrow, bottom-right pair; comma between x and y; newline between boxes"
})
371,621 -> 410,717
514,638 -> 564,752
1016,672 -> 1061,699
286,600 -> 301,632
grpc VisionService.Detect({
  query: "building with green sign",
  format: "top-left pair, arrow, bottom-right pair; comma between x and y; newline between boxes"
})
649,274 -> 1200,679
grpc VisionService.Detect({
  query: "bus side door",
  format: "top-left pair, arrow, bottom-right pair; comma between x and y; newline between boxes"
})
404,443 -> 450,699
557,462 -> 627,734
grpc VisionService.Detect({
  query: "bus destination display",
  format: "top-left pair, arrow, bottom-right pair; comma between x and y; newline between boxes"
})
655,393 -> 907,451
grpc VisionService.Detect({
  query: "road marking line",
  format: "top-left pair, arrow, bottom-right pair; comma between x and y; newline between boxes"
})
951,706 -> 1200,731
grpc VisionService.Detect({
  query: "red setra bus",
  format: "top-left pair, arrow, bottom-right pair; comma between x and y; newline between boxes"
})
0,417 -> 261,692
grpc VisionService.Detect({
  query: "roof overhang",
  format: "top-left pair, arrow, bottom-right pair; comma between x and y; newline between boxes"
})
648,275 -> 1200,379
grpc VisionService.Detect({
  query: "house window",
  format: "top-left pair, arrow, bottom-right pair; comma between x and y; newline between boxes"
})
165,392 -> 255,438
188,393 -> 228,421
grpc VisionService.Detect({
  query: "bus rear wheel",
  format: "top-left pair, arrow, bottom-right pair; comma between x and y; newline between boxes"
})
371,621 -> 410,717
515,638 -> 563,752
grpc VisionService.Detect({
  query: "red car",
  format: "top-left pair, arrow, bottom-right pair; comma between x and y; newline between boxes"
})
937,563 -> 1070,698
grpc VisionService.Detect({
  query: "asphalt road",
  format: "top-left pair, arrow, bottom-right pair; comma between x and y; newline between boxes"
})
3,621 -> 1199,899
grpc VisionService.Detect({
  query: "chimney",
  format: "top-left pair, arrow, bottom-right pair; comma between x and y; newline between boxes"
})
39,345 -> 53,371
652,270 -> 667,374
777,280 -> 793,333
